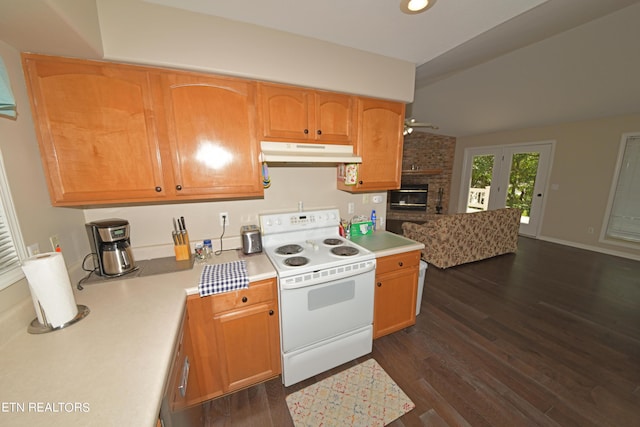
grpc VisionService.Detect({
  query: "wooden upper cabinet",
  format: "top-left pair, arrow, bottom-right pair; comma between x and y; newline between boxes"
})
258,83 -> 355,144
314,91 -> 356,143
22,54 -> 263,206
22,54 -> 166,206
155,73 -> 262,199
338,98 -> 405,192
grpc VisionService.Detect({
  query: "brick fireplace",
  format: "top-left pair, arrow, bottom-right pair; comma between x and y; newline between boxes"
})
386,131 -> 456,233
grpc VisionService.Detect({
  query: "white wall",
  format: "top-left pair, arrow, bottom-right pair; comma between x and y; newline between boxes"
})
0,42 -> 87,341
84,167 -> 387,259
452,113 -> 640,260
95,0 -> 415,102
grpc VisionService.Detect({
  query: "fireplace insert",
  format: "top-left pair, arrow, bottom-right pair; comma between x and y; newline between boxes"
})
389,184 -> 428,211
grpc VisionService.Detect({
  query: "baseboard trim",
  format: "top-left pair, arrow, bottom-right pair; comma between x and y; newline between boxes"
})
536,235 -> 640,262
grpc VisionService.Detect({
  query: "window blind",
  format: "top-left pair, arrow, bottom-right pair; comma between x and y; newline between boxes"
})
0,151 -> 26,290
606,134 -> 640,243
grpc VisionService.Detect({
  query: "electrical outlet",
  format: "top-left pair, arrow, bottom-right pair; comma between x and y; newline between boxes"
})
27,243 -> 40,257
49,235 -> 61,252
219,212 -> 229,227
347,202 -> 355,214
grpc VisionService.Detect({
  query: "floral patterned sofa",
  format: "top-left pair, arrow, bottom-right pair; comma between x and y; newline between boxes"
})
401,208 -> 521,269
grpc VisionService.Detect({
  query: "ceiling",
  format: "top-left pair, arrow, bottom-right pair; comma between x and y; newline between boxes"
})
142,0 -> 548,67
1,0 -> 639,136
142,0 -> 640,87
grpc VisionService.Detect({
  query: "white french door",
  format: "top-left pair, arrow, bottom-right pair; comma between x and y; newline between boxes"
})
459,141 -> 553,237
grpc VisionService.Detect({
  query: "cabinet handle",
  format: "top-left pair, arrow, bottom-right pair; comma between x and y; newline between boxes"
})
176,185 -> 182,191
269,310 -> 274,316
178,356 -> 189,398
359,180 -> 363,185
377,282 -> 382,287
155,186 -> 162,192
398,262 -> 404,267
242,296 -> 248,303
303,129 -> 309,134
317,129 -> 322,135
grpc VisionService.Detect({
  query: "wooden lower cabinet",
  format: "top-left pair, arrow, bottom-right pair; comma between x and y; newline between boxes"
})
167,308 -> 202,411
185,278 -> 281,404
373,251 -> 420,339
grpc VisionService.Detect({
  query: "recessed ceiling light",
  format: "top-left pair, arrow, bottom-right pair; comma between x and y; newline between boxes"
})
400,0 -> 436,15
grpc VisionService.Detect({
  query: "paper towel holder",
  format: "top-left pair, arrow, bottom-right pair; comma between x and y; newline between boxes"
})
27,303 -> 90,334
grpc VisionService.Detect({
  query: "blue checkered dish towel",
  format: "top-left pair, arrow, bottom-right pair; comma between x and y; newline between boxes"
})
198,260 -> 249,297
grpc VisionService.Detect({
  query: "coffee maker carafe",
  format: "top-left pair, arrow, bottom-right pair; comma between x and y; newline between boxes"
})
86,219 -> 137,277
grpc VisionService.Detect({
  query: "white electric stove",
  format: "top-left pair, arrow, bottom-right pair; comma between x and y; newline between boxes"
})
259,208 -> 376,386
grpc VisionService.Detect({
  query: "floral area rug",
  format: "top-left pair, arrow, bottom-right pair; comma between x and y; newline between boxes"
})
285,359 -> 415,426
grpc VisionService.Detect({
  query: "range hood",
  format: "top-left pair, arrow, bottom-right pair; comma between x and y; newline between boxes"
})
260,141 -> 362,164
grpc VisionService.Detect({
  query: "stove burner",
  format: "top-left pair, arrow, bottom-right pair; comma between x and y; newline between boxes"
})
331,246 -> 360,257
323,238 -> 343,246
284,256 -> 310,267
276,244 -> 303,255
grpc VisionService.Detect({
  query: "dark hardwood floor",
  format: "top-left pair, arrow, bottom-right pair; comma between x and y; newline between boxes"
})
197,237 -> 640,426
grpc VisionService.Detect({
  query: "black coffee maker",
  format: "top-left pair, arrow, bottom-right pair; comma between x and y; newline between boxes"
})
86,219 -> 137,277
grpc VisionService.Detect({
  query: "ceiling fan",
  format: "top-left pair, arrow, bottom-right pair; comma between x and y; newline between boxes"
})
403,118 -> 439,135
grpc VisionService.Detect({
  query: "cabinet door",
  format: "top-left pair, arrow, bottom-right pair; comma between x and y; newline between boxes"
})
259,83 -> 312,141
373,267 -> 418,339
169,310 -> 202,411
338,98 -> 404,192
22,54 -> 166,206
157,73 -> 262,199
186,296 -> 225,402
214,301 -> 281,392
314,92 -> 356,144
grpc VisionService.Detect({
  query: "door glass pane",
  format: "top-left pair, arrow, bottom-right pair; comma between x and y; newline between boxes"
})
467,155 -> 494,212
506,152 -> 540,224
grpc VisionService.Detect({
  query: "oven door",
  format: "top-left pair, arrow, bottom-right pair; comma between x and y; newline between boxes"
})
279,268 -> 375,353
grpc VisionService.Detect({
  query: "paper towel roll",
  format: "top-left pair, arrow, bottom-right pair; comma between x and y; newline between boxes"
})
22,252 -> 78,328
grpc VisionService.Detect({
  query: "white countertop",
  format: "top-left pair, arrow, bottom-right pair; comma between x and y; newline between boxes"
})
0,250 -> 275,427
0,233 -> 420,427
350,230 -> 424,257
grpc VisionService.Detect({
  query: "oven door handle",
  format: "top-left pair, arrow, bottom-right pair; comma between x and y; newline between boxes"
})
279,261 -> 376,290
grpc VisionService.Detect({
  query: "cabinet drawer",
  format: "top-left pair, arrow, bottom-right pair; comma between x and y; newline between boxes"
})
376,251 -> 420,275
195,278 -> 276,314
